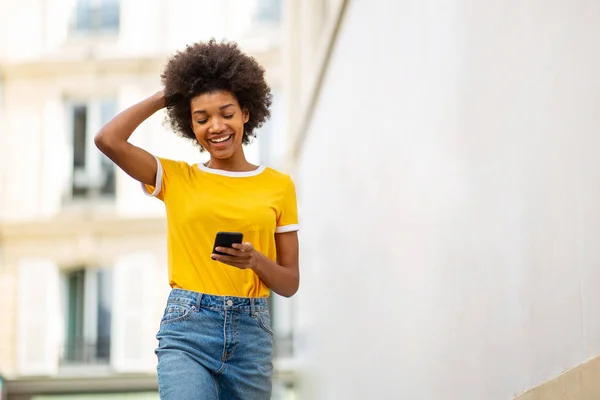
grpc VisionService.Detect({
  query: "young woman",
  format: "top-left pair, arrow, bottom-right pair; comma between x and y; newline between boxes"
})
95,39 -> 300,400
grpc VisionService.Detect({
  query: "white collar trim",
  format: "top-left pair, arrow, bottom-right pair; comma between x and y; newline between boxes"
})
196,163 -> 266,177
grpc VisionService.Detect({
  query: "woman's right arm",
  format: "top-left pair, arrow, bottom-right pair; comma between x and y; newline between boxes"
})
94,90 -> 166,186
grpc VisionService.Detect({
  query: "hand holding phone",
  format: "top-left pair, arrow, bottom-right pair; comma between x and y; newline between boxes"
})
212,232 -> 244,256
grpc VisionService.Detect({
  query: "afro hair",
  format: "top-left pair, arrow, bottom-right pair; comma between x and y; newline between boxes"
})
161,39 -> 272,149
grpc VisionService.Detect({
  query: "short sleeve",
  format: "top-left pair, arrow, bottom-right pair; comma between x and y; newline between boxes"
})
141,156 -> 186,201
275,176 -> 300,233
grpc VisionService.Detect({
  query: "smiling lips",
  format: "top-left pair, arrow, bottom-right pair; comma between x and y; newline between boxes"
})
208,134 -> 233,147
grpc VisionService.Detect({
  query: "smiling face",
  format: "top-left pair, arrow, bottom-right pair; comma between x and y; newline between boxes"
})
190,90 -> 249,160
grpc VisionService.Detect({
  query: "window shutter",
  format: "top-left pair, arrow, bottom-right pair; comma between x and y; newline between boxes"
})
111,252 -> 158,373
17,258 -> 60,376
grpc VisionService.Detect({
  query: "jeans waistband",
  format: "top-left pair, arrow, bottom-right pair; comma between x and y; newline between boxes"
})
167,288 -> 269,312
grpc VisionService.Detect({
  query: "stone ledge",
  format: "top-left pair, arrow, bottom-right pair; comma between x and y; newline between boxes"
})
515,354 -> 600,399
3,374 -> 157,395
0,217 -> 166,241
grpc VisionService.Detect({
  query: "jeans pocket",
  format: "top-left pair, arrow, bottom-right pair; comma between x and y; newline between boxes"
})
160,303 -> 195,326
255,310 -> 274,337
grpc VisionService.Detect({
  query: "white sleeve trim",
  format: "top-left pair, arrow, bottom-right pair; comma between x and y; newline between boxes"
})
275,224 -> 300,233
141,156 -> 163,197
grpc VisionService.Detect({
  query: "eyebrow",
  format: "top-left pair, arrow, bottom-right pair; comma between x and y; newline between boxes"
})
192,104 -> 235,115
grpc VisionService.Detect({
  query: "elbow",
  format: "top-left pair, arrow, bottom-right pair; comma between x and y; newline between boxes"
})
94,130 -> 109,151
94,129 -> 117,153
281,288 -> 298,298
280,274 -> 300,298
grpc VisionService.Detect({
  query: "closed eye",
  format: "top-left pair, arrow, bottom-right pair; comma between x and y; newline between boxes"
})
196,114 -> 234,124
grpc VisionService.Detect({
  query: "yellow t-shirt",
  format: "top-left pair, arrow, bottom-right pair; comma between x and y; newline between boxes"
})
142,156 -> 299,298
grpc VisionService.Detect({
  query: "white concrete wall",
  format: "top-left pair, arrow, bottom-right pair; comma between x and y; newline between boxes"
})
293,0 -> 600,399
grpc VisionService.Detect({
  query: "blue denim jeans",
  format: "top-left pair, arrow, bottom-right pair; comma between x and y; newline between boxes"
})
155,289 -> 274,400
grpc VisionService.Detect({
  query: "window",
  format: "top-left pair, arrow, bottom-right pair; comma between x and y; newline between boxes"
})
73,0 -> 120,34
254,0 -> 282,24
69,99 -> 116,200
62,268 -> 113,365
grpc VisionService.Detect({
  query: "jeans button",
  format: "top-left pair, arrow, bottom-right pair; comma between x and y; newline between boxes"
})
226,300 -> 233,306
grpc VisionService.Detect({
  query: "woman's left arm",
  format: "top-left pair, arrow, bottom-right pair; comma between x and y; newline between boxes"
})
213,231 -> 299,297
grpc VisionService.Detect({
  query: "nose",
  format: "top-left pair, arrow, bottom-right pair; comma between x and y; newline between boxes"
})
208,116 -> 226,134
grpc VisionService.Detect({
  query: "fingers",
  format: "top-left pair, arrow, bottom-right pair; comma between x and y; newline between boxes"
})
232,242 -> 254,251
212,252 -> 250,262
211,254 -> 250,269
211,242 -> 255,270
215,242 -> 253,256
212,248 -> 251,263
214,246 -> 244,257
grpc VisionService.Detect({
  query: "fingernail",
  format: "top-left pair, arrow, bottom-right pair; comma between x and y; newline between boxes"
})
211,254 -> 216,260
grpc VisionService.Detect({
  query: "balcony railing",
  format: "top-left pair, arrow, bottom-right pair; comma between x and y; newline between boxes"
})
61,336 -> 111,366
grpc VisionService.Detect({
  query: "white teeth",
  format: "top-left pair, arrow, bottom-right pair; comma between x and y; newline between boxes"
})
210,135 -> 231,143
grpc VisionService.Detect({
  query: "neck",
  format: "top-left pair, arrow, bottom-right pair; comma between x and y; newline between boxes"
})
206,150 -> 256,172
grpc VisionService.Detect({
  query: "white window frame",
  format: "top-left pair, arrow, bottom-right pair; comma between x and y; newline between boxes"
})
60,267 -> 113,367
65,98 -> 117,203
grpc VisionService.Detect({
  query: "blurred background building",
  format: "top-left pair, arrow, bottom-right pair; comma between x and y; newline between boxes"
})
3,0 -> 600,399
0,0 -> 293,399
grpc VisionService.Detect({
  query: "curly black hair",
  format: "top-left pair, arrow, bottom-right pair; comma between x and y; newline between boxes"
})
161,39 -> 272,149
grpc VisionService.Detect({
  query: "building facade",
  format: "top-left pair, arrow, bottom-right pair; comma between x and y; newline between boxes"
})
0,0 -> 295,399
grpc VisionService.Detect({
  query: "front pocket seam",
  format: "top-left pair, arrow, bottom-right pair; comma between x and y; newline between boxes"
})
255,312 -> 274,336
160,305 -> 195,326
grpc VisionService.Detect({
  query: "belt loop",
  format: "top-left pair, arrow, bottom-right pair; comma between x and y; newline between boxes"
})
250,298 -> 256,315
196,293 -> 203,310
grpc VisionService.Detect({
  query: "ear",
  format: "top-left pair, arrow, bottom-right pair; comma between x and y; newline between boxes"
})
242,108 -> 250,124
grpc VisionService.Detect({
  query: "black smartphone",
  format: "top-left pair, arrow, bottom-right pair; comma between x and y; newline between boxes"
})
212,232 -> 244,256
